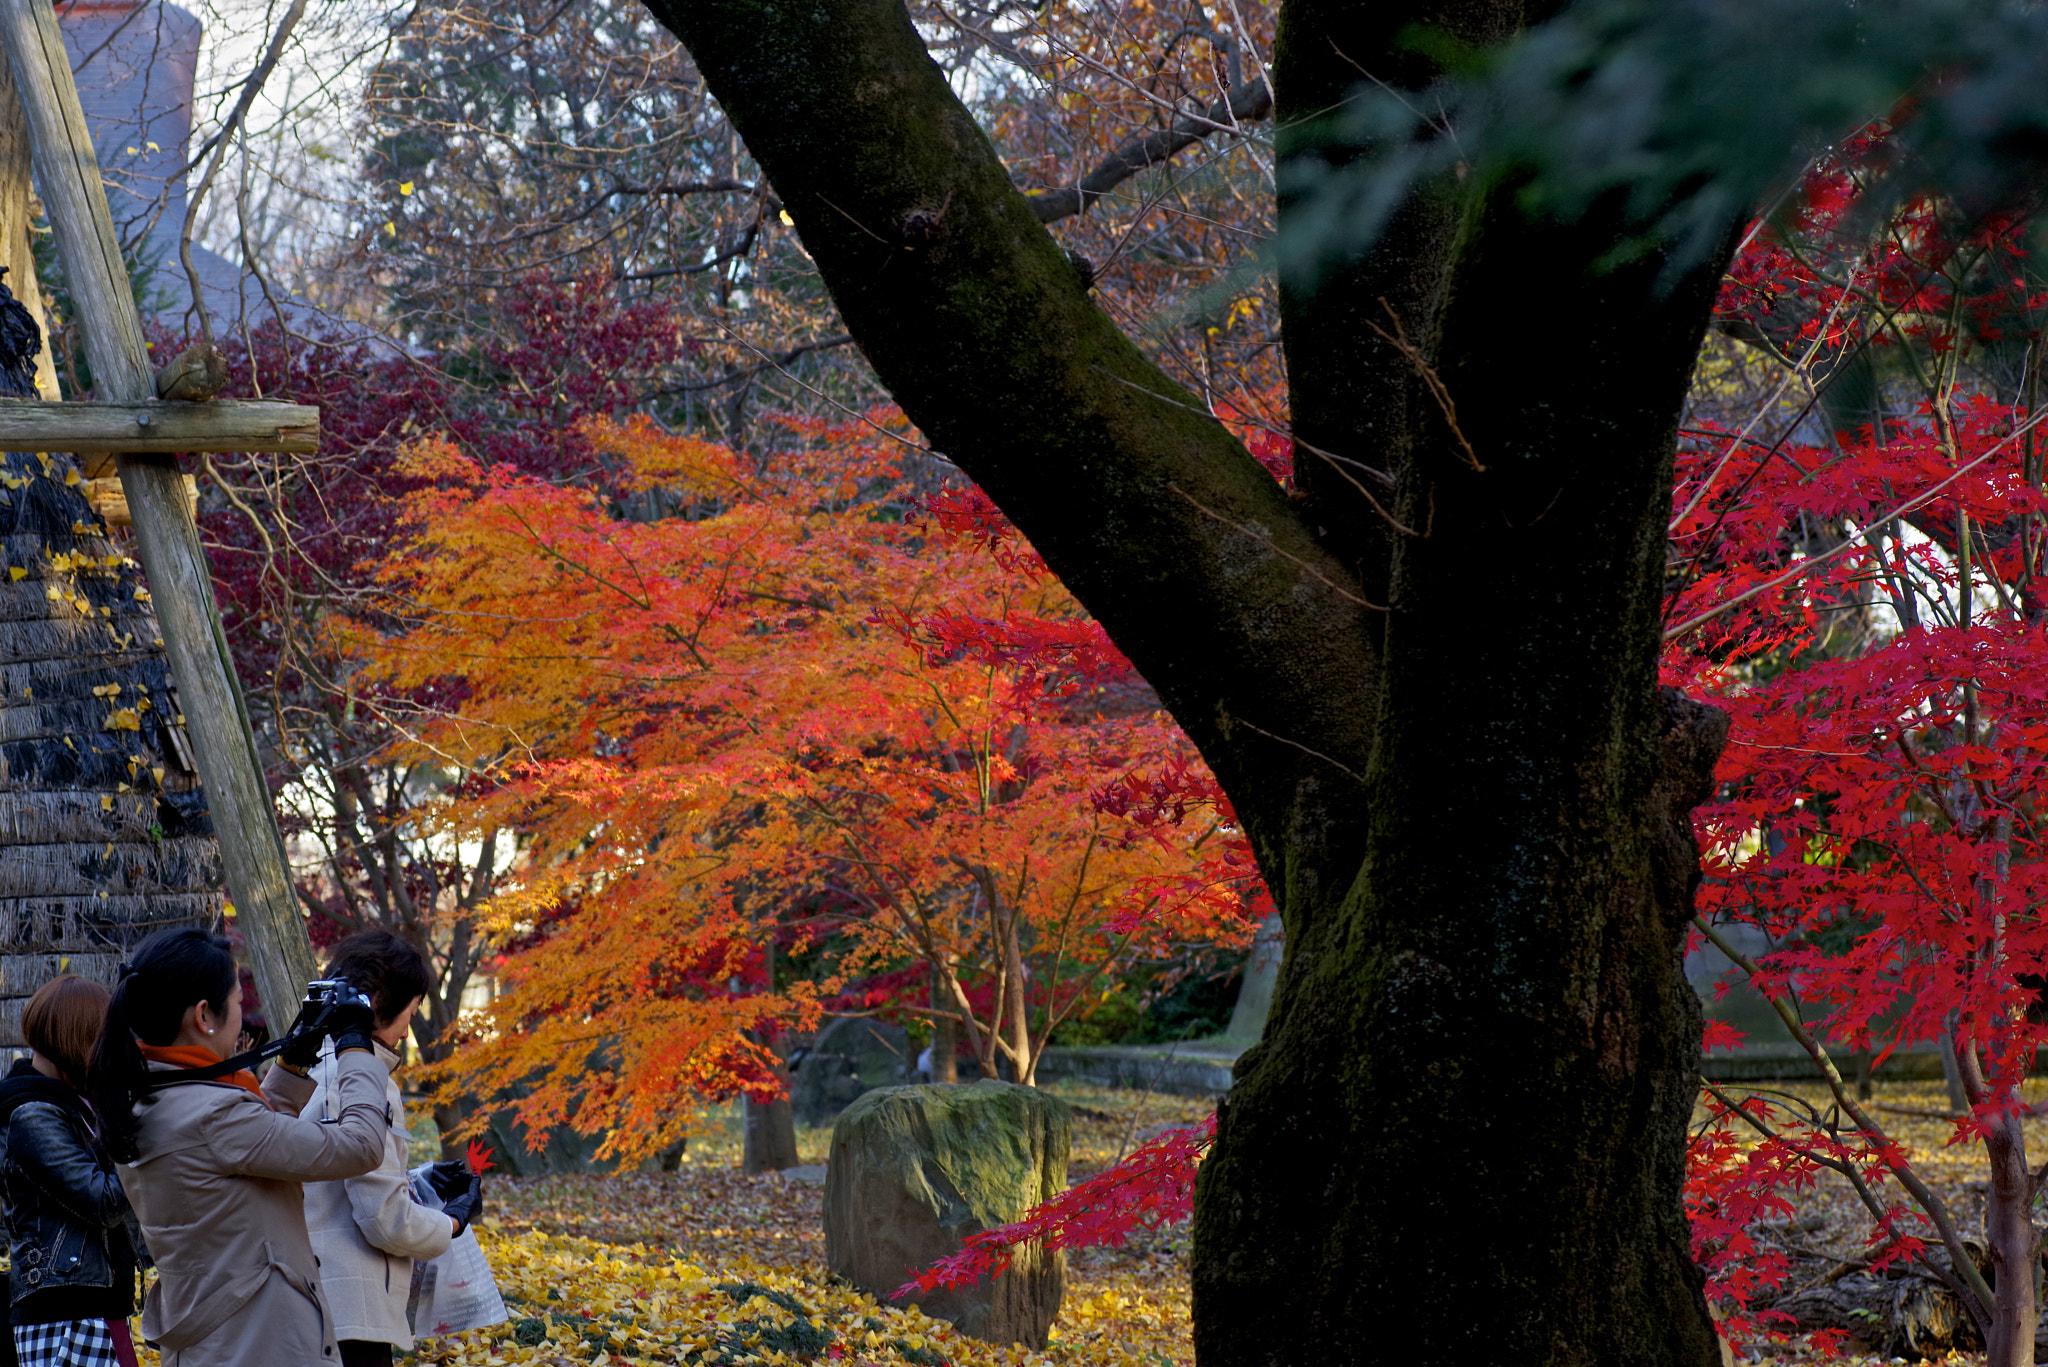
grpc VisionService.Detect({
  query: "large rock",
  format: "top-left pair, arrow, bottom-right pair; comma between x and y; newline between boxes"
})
825,1081 -> 1070,1348
790,1017 -> 913,1127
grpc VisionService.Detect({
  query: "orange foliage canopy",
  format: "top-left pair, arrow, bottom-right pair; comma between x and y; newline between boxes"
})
354,412 -> 1261,1159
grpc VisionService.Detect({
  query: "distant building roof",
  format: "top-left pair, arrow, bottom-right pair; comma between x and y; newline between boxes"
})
59,0 -> 372,343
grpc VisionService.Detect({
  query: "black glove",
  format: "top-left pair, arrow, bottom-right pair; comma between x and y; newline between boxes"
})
278,1028 -> 324,1071
425,1160 -> 471,1201
442,1176 -> 483,1237
325,995 -> 378,1056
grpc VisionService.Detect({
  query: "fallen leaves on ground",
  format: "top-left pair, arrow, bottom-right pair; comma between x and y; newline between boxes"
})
402,1083 -> 1201,1365
400,1226 -> 1186,1366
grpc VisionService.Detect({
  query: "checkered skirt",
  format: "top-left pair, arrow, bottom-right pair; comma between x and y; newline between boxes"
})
12,1318 -> 121,1367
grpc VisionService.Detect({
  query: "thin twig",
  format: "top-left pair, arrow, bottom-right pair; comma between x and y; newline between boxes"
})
1167,483 -> 1387,611
1295,437 -> 1419,537
1231,716 -> 1364,783
816,194 -> 888,244
177,0 -> 311,344
1369,298 -> 1484,472
1874,1103 -> 1968,1122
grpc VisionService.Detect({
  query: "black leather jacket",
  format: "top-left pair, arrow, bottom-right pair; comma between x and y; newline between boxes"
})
0,1059 -> 135,1321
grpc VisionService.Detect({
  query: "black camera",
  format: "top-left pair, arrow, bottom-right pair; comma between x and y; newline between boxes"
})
298,979 -> 373,1033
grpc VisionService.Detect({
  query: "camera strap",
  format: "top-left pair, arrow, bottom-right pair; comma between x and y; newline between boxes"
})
136,1033 -> 300,1091
136,981 -> 376,1093
136,993 -> 329,1092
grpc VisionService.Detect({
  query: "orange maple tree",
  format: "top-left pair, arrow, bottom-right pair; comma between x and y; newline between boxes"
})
353,411 -> 1262,1158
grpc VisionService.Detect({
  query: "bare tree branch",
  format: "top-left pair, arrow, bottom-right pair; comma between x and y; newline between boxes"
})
1028,76 -> 1271,223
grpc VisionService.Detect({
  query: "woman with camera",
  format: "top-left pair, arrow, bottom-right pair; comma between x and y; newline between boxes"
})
302,931 -> 481,1367
89,929 -> 391,1367
0,975 -> 141,1367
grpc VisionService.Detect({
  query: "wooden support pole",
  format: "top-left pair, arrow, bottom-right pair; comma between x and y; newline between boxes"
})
0,51 -> 56,400
0,0 -> 316,1021
0,398 -> 319,454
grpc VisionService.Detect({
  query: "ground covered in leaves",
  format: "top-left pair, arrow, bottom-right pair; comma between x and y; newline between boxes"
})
115,1069 -> 2040,1366
396,1083 -> 1211,1366
1706,1074 -> 2048,1367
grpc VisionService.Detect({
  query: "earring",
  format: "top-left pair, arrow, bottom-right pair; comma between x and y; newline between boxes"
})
205,1026 -> 215,1034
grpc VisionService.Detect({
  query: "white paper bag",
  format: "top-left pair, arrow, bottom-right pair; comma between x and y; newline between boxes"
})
405,1167 -> 508,1338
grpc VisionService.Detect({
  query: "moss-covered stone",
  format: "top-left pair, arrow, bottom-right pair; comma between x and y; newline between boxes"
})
824,1081 -> 1071,1348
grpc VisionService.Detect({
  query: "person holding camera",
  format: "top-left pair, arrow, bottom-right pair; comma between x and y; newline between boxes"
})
0,975 -> 140,1367
88,929 -> 391,1367
302,932 -> 481,1367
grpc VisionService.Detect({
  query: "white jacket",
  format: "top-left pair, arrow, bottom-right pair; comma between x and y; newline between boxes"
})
301,1041 -> 453,1348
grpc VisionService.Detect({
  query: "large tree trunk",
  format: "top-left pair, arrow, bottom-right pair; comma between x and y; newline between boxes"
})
640,0 -> 1734,1361
1196,683 -> 1729,1364
1183,9 -> 1734,1363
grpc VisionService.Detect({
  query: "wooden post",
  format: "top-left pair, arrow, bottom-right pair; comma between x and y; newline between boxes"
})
0,0 -> 316,1021
0,52 -> 55,400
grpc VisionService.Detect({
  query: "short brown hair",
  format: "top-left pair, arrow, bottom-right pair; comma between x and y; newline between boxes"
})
25,975 -> 111,1085
323,930 -> 433,1028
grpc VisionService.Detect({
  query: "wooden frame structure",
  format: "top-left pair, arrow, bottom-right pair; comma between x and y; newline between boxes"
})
0,0 -> 319,1019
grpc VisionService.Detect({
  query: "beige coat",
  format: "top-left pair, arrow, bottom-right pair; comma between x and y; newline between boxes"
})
119,1050 -> 388,1367
303,1041 -> 452,1348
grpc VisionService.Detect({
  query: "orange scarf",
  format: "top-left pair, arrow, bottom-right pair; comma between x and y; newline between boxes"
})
137,1044 -> 266,1102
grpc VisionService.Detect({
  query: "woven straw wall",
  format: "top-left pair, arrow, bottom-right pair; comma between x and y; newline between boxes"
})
0,448 -> 221,1044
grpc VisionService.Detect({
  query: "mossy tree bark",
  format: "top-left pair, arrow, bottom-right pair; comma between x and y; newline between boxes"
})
641,0 -> 1736,1361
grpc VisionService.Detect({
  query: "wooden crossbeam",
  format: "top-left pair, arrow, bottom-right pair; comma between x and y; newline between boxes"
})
0,0 -> 320,1019
0,398 -> 319,454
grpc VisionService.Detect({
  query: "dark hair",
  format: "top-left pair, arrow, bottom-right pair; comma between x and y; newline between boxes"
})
22,975 -> 111,1087
88,929 -> 236,1162
323,930 -> 432,1029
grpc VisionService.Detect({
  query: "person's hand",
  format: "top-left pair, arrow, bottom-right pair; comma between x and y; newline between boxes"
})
442,1176 -> 483,1237
325,995 -> 378,1056
425,1160 -> 471,1201
277,1028 -> 323,1072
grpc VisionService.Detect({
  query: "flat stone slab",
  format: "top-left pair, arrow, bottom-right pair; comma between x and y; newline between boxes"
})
1702,1044 -> 1947,1082
1034,1043 -> 1239,1096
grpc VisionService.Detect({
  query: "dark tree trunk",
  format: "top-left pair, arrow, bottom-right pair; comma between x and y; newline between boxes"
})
744,928 -> 801,1173
743,1027 -> 799,1175
931,967 -> 958,1084
743,1093 -> 800,1174
639,0 -> 1736,1361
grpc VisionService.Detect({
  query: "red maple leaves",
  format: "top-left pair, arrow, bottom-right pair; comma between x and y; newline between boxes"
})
892,1114 -> 1216,1302
1672,127 -> 2048,1347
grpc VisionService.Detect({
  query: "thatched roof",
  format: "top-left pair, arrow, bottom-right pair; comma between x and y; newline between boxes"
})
0,448 -> 219,1043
